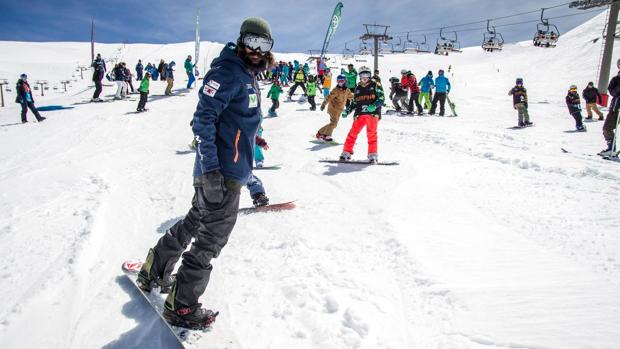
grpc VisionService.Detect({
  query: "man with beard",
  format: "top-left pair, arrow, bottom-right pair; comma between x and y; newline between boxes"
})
136,17 -> 275,330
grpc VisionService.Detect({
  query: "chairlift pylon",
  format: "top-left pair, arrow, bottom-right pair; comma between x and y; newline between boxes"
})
533,8 -> 560,48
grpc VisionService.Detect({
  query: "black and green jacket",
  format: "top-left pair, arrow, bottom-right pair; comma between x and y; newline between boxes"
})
345,80 -> 385,117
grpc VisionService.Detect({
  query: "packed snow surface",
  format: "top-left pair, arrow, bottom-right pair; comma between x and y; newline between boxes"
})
0,11 -> 619,349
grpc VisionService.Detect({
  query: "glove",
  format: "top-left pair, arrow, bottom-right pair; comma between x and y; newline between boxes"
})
341,111 -> 348,118
367,104 -> 377,113
198,170 -> 226,204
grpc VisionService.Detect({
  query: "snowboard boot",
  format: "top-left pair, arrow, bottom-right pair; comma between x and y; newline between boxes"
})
524,121 -> 533,127
324,136 -> 334,142
163,284 -> 218,330
255,160 -> 264,168
315,132 -> 326,141
599,141 -> 615,156
576,125 -> 587,132
252,192 -> 269,207
137,248 -> 175,293
368,153 -> 378,164
339,151 -> 352,161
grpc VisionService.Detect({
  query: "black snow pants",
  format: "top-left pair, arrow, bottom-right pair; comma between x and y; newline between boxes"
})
137,91 -> 148,110
150,179 -> 241,307
20,102 -> 43,122
408,91 -> 423,114
93,79 -> 103,99
430,92 -> 447,116
288,82 -> 306,97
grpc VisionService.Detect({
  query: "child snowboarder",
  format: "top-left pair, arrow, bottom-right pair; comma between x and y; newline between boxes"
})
307,75 -> 318,110
508,78 -> 532,127
316,75 -> 353,142
582,82 -> 604,120
136,72 -> 151,112
566,84 -> 586,131
287,67 -> 307,100
340,66 -> 385,164
389,77 -> 409,112
267,80 -> 283,117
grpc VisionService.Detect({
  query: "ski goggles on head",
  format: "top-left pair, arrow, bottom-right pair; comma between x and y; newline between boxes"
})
359,71 -> 372,79
241,33 -> 273,53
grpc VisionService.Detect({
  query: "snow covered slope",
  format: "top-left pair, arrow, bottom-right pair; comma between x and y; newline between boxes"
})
0,10 -> 619,349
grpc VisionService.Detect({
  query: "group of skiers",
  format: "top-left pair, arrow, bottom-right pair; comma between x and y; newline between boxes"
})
388,69 -> 452,116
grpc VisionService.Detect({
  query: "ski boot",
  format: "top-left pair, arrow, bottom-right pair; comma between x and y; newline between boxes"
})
251,192 -> 269,207
339,151 -> 352,161
576,125 -> 587,132
315,132 -> 325,141
598,141 -> 615,156
268,109 -> 278,117
524,121 -> 533,127
255,160 -> 264,168
137,249 -> 175,293
368,153 -> 378,164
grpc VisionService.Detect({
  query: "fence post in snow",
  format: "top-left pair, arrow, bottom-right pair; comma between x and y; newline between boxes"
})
0,79 -> 8,107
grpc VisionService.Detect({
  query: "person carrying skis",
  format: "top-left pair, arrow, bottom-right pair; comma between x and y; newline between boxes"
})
287,67 -> 307,100
389,76 -> 408,112
582,81 -> 604,120
316,74 -> 353,142
508,77 -> 532,127
566,85 -> 586,131
136,59 -> 144,81
307,75 -> 318,111
418,71 -> 434,110
185,55 -> 196,89
15,73 -> 45,123
429,69 -> 451,116
601,58 -> 620,155
91,53 -> 106,102
165,61 -> 176,96
267,80 -> 283,117
339,66 -> 385,163
136,17 -> 274,329
136,72 -> 151,112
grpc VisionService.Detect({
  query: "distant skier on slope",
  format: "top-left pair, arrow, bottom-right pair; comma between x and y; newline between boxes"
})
267,80 -> 283,117
389,76 -> 408,112
307,75 -> 318,111
136,17 -> 274,330
136,72 -> 151,112
316,74 -> 353,142
185,55 -> 196,89
91,53 -> 106,102
565,85 -> 586,132
15,74 -> 45,123
339,66 -> 385,164
287,67 -> 307,100
418,71 -> 434,111
601,58 -> 620,156
429,69 -> 451,116
401,70 -> 423,115
508,78 -> 532,128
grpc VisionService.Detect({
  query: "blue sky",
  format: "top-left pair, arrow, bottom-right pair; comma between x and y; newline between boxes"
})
0,0 -> 606,52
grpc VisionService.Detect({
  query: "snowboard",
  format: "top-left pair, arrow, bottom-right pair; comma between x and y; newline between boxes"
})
385,109 -> 413,116
238,201 -> 296,215
319,159 -> 399,166
253,164 -> 282,170
121,261 -> 213,347
310,139 -> 341,146
508,123 -> 535,129
447,96 -> 458,117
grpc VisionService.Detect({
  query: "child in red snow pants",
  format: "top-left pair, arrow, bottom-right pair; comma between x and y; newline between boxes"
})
343,114 -> 379,155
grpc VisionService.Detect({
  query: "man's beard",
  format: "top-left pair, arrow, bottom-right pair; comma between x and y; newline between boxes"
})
237,45 -> 274,73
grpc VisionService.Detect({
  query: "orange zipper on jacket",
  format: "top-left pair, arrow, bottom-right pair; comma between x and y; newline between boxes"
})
234,129 -> 241,163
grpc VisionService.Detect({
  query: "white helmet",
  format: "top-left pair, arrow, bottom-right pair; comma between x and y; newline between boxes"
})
359,66 -> 372,75
400,69 -> 408,75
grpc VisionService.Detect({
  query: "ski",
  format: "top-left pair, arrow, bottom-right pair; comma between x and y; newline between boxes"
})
121,261 -> 213,346
319,159 -> 399,166
447,96 -> 458,116
238,201 -> 296,215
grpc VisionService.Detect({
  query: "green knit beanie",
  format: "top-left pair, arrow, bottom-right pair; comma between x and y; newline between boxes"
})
240,17 -> 272,39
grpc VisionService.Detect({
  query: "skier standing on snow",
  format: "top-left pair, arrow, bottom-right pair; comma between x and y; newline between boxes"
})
91,53 -> 106,102
389,76 -> 408,112
316,74 -> 353,142
15,74 -> 45,123
165,61 -> 176,96
136,72 -> 151,112
124,64 -> 135,93
582,82 -> 604,121
185,55 -> 196,89
307,75 -> 318,111
137,17 -> 274,329
508,78 -> 532,127
113,63 -> 128,100
418,71 -> 434,111
339,66 -> 385,164
566,85 -> 586,131
402,70 -> 423,115
157,59 -> 166,81
136,60 -> 144,81
429,69 -> 451,116
601,59 -> 620,155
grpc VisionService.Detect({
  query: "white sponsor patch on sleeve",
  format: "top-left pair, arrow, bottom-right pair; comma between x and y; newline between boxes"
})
203,85 -> 217,97
206,80 -> 221,90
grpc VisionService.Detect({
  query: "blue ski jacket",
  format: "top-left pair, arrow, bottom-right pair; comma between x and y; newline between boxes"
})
192,43 -> 262,185
419,75 -> 435,93
435,73 -> 451,93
